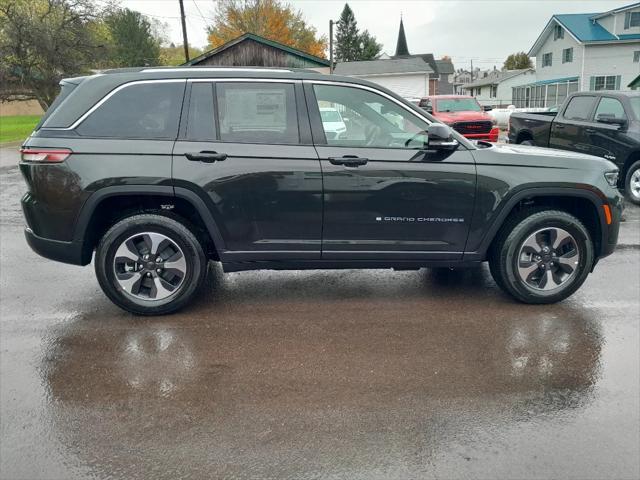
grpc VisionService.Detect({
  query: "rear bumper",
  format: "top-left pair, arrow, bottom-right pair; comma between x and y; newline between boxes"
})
24,227 -> 86,265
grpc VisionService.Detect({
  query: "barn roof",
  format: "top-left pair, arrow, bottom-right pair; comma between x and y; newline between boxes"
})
185,33 -> 330,67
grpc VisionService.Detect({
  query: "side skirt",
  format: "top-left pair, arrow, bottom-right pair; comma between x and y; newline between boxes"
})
221,259 -> 485,273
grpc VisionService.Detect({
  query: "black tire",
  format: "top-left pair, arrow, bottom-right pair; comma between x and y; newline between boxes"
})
519,139 -> 535,146
95,214 -> 207,315
488,209 -> 594,304
624,160 -> 640,205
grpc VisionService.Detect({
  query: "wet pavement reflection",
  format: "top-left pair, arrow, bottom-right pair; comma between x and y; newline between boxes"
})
1,166 -> 639,479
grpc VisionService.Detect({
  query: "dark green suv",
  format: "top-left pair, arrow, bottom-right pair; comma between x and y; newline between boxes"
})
20,67 -> 622,315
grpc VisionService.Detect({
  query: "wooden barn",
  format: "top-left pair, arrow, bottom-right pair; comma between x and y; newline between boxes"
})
185,33 -> 330,72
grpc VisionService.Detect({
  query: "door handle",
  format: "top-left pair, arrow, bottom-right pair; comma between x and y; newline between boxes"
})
328,156 -> 368,167
554,124 -> 566,129
585,128 -> 596,134
185,151 -> 227,163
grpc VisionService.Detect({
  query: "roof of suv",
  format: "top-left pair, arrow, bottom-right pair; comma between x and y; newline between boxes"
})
41,66 -> 395,129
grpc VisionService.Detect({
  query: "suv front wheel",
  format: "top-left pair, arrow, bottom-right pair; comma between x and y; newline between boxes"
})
95,214 -> 207,315
489,209 -> 594,304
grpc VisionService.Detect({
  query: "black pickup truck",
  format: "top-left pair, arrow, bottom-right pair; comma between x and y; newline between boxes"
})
509,91 -> 640,204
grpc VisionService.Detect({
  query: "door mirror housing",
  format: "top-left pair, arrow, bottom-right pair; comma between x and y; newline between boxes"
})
483,105 -> 493,111
427,124 -> 459,151
596,113 -> 627,127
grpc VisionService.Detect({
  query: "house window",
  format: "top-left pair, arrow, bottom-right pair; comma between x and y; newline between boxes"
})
562,48 -> 573,63
592,75 -> 620,91
490,85 -> 497,98
634,51 -> 640,63
553,24 -> 564,40
624,11 -> 640,29
542,52 -> 553,67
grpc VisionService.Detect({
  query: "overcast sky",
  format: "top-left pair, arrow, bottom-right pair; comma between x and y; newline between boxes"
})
121,0 -> 628,68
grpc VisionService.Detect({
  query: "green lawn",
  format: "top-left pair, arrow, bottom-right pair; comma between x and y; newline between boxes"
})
0,115 -> 41,144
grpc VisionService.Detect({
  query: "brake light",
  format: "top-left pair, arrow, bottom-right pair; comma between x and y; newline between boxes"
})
20,148 -> 71,163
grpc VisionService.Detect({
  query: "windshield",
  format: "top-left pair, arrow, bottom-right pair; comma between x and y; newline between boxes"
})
320,110 -> 342,122
435,98 -> 482,113
630,97 -> 640,120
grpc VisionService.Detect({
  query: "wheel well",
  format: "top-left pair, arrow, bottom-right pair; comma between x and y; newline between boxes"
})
516,131 -> 533,144
489,195 -> 602,257
81,195 -> 218,263
621,151 -> 640,187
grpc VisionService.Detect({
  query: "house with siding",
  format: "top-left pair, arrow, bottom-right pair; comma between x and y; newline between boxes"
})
462,68 -> 535,107
334,19 -> 455,99
514,2 -> 640,107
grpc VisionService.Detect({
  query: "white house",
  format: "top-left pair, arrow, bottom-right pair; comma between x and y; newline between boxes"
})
462,69 -> 536,107
514,2 -> 640,107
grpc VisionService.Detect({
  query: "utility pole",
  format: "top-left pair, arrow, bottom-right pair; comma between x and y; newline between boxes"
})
470,59 -> 473,82
329,19 -> 334,74
178,0 -> 190,63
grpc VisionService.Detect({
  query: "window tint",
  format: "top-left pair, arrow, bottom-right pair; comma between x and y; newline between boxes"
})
594,97 -> 626,120
563,96 -> 596,121
313,84 -> 430,149
77,82 -> 183,138
216,82 -> 299,144
186,83 -> 215,140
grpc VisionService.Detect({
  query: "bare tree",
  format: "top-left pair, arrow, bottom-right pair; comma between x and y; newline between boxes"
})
0,0 -> 110,109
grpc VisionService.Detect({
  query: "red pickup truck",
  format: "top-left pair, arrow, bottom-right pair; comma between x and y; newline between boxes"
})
419,95 -> 499,142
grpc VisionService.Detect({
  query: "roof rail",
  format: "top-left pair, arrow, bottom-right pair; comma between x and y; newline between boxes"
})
140,67 -> 294,73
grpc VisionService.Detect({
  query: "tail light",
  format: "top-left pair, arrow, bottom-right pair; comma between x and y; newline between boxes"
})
489,127 -> 500,143
20,148 -> 72,163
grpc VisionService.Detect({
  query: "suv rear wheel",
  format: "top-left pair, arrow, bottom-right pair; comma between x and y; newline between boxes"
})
489,209 -> 594,304
624,160 -> 640,205
95,214 -> 207,315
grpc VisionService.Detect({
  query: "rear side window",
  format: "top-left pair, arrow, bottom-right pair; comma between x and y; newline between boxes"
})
594,97 -> 626,120
186,82 -> 216,140
76,82 -> 184,139
563,96 -> 596,121
216,82 -> 299,144
36,82 -> 78,130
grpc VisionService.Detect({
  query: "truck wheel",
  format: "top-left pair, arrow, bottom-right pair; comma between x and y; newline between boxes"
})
624,160 -> 640,205
489,209 -> 594,304
95,214 -> 207,315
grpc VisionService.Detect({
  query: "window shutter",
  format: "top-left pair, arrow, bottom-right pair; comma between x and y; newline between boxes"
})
589,76 -> 596,90
615,75 -> 621,90
625,12 -> 631,29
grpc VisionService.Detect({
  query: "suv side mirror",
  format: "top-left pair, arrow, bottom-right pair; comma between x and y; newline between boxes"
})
427,124 -> 459,151
596,113 -> 627,127
483,105 -> 493,111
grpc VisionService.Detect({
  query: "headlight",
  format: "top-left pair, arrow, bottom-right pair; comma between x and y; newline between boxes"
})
604,170 -> 619,187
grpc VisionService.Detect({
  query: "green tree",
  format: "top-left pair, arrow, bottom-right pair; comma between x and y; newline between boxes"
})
359,29 -> 382,61
335,4 -> 382,62
105,8 -> 161,67
0,0 -> 109,109
503,52 -> 533,70
160,43 -> 203,66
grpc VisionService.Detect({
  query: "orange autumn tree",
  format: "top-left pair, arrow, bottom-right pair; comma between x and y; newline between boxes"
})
206,0 -> 327,59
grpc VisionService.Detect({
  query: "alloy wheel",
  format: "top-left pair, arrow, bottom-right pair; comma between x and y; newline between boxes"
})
113,232 -> 187,300
630,169 -> 640,201
516,227 -> 580,291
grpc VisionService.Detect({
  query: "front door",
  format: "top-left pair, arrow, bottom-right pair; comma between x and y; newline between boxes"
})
306,82 -> 476,261
584,96 -> 633,164
172,80 -> 323,261
549,95 -> 598,154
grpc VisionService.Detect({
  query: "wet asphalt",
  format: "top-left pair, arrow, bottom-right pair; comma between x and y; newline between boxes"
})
1,151 -> 639,479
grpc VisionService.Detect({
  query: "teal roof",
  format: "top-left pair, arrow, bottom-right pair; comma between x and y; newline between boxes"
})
554,14 -> 616,42
519,76 -> 579,87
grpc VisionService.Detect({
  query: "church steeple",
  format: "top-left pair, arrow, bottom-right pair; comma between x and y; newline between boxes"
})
395,17 -> 409,56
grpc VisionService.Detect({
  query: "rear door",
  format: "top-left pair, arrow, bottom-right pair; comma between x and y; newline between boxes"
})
549,95 -> 598,153
306,81 -> 476,261
172,79 -> 323,261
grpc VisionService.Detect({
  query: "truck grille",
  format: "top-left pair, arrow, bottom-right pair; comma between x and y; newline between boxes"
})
452,121 -> 493,135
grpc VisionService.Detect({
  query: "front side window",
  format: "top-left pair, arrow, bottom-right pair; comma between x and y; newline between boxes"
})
216,82 -> 299,144
313,84 -> 430,149
594,97 -> 626,120
77,82 -> 184,138
563,96 -> 597,121
542,52 -> 553,67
